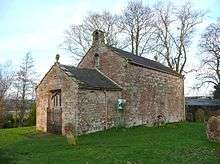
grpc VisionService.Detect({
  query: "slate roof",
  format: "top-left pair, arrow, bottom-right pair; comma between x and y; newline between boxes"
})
185,97 -> 220,108
60,64 -> 122,91
109,46 -> 181,77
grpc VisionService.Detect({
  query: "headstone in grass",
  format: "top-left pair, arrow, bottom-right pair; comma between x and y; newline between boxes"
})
207,116 -> 220,141
64,123 -> 78,145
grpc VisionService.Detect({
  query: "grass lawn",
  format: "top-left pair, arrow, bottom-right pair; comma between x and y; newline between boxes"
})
0,123 -> 219,164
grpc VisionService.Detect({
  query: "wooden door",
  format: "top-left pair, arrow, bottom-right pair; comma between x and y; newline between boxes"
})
47,89 -> 62,134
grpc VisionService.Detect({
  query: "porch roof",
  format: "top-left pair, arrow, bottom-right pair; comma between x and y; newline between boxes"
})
60,64 -> 122,91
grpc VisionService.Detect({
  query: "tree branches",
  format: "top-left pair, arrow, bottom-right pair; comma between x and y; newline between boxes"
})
62,1 -> 156,58
197,19 -> 220,90
62,1 -> 205,75
0,62 -> 14,127
14,52 -> 37,125
0,63 -> 14,103
119,0 -> 155,56
62,11 -> 121,60
153,2 -> 205,74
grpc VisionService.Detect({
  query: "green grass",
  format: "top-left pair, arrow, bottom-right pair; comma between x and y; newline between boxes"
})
0,123 -> 219,164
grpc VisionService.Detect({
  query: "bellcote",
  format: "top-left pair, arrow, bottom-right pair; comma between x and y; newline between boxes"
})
55,54 -> 60,65
92,30 -> 105,47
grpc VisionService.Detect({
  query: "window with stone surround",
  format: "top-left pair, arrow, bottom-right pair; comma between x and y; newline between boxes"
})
94,53 -> 100,67
51,90 -> 61,107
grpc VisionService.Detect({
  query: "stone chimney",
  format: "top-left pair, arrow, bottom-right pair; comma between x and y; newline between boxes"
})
92,30 -> 105,47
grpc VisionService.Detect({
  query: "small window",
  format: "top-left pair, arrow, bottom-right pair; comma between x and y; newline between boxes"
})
94,53 -> 100,67
51,90 -> 61,107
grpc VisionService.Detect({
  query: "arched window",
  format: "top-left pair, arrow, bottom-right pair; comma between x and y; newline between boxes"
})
51,90 -> 61,107
94,53 -> 100,67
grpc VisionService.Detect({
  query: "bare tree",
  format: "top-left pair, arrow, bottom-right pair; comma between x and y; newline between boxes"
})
62,11 -> 121,60
0,62 -> 14,127
153,2 -> 174,67
15,52 -> 36,126
196,20 -> 220,94
63,1 -> 155,59
153,2 -> 204,74
119,0 -> 155,56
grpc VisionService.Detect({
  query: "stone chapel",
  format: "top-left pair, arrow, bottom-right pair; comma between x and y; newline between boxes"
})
36,30 -> 185,135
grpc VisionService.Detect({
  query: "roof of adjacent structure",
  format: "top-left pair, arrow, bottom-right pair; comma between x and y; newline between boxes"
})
185,97 -> 220,108
109,46 -> 181,77
59,64 -> 122,91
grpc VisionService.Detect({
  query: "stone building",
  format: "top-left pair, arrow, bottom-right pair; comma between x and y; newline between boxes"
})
36,30 -> 185,135
186,97 -> 220,122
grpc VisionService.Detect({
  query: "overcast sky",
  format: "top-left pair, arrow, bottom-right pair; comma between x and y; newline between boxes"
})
0,0 -> 220,96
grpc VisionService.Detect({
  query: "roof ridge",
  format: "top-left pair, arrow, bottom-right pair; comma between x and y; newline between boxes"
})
108,46 -> 182,77
60,64 -> 101,70
60,64 -> 97,71
109,46 -> 171,68
110,46 -> 157,62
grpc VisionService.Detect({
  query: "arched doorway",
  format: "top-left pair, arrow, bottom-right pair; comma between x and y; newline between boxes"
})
47,89 -> 62,134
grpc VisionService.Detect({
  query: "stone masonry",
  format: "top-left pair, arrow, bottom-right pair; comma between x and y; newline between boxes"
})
36,30 -> 185,135
36,64 -> 78,134
78,31 -> 185,127
36,62 -> 122,135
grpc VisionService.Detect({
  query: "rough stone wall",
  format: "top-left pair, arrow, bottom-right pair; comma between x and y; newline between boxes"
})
210,109 -> 220,116
78,46 -> 126,84
78,45 -> 185,127
36,64 -> 78,134
77,89 -> 122,134
195,109 -> 205,122
123,64 -> 185,126
186,108 -> 220,122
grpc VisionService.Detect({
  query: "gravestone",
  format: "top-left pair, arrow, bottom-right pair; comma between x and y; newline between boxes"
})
206,116 -> 220,141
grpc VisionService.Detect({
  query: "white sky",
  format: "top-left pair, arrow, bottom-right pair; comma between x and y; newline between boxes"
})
0,0 -> 219,96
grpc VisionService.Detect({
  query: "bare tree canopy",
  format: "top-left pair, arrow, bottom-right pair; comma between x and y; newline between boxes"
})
62,1 -> 205,75
0,63 -> 14,103
153,2 -> 205,74
62,11 -> 121,60
62,1 -> 156,59
0,62 -> 14,127
119,0 -> 155,56
196,19 -> 220,89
